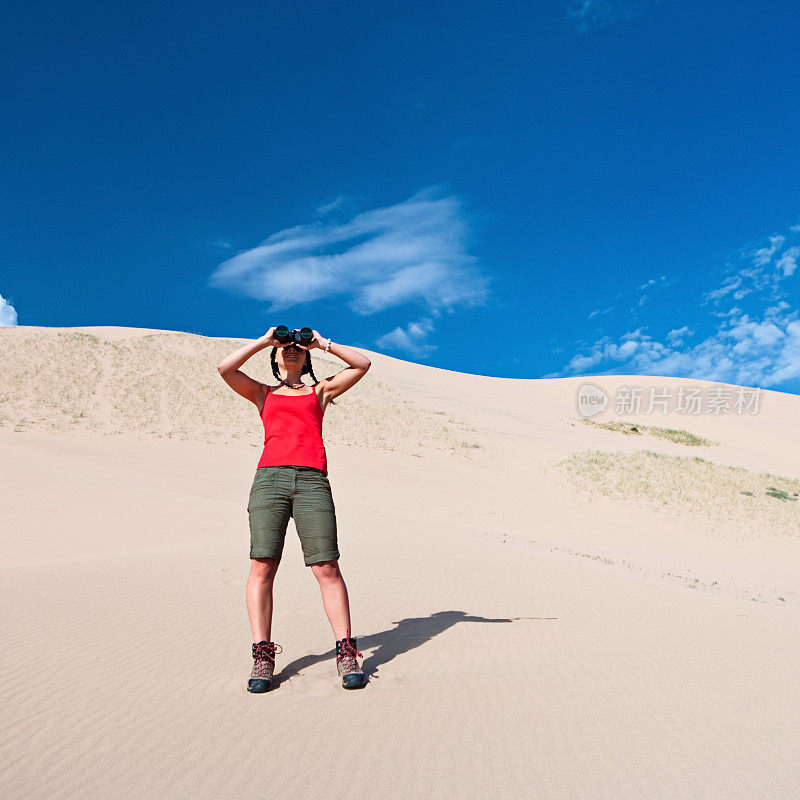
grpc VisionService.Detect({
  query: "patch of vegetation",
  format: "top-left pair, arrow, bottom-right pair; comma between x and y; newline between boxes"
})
649,426 -> 711,446
765,487 -> 798,502
581,418 -> 717,447
554,448 -> 800,538
583,420 -> 642,435
67,331 -> 100,342
0,328 -> 484,459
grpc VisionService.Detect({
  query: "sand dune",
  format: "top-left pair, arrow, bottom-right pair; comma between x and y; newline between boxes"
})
1,325 -> 799,799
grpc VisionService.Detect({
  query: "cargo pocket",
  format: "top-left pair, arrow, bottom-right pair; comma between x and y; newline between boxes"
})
248,472 -> 280,511
310,476 -> 336,514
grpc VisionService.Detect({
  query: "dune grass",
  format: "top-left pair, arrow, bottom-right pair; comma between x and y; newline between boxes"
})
0,328 -> 483,458
555,448 -> 800,538
581,418 -> 717,447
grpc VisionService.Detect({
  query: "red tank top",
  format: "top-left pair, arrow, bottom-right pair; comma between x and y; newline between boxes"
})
256,387 -> 328,475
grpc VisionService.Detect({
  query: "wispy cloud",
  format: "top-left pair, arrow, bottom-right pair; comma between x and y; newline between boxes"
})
633,273 -> 669,309
546,223 -> 800,389
313,195 -> 350,217
587,273 -> 670,319
547,304 -> 800,388
207,186 -> 489,318
777,247 -> 799,278
568,0 -> 652,33
375,317 -> 437,359
666,325 -> 693,346
0,292 -> 18,326
701,232 -> 796,305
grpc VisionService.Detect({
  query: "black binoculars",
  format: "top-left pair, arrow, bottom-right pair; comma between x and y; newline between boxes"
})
274,326 -> 314,347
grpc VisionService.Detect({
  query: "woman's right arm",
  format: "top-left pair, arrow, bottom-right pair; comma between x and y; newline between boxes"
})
217,328 -> 276,407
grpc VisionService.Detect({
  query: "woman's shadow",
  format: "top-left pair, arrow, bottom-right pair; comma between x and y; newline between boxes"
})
275,610 -> 555,687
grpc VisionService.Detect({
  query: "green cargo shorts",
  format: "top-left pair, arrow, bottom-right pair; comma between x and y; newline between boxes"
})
247,466 -> 340,566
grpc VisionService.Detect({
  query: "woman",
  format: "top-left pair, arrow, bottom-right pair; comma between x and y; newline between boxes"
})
217,326 -> 371,692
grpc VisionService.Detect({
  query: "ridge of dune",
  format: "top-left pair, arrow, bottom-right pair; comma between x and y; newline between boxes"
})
0,325 -> 486,457
4,324 -> 798,469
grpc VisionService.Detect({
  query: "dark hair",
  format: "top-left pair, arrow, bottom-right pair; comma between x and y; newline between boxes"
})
269,347 -> 337,405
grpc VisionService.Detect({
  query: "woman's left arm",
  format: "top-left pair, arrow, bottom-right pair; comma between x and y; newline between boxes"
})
310,331 -> 371,400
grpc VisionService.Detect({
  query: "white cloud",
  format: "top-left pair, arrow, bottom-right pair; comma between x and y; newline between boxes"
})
751,234 -> 784,267
547,224 -> 800,389
635,274 -> 667,292
568,0 -> 651,32
547,304 -> 800,388
0,293 -> 18,326
375,317 -> 437,358
207,186 -> 489,317
586,275 -> 671,319
706,275 -> 742,302
702,230 -> 798,306
314,195 -> 349,216
632,274 -> 669,309
776,246 -> 799,277
666,325 -> 693,345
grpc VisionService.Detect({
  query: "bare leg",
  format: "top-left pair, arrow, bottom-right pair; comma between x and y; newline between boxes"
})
246,557 -> 280,642
309,559 -> 352,641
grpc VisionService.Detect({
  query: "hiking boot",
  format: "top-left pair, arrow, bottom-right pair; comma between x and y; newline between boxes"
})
335,636 -> 367,689
248,640 -> 282,693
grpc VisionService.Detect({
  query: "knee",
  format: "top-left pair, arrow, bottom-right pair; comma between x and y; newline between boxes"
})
311,560 -> 342,583
249,557 -> 279,583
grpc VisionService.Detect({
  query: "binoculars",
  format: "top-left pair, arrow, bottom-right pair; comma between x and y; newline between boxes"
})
274,326 -> 314,347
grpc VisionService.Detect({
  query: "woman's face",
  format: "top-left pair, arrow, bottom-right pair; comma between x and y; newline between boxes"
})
277,343 -> 308,372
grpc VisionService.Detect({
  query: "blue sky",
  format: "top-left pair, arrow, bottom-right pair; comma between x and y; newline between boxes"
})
2,0 -> 800,393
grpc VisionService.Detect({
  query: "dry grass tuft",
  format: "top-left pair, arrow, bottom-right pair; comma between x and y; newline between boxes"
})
581,418 -> 717,447
554,448 -> 800,538
0,328 -> 483,458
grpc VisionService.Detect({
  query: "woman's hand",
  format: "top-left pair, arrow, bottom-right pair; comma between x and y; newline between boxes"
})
259,326 -> 279,348
308,329 -> 328,350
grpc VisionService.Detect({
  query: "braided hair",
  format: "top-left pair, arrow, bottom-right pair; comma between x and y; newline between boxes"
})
269,347 -> 337,405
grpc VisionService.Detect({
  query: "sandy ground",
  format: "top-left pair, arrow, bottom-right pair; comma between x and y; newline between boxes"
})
1,325 -> 799,799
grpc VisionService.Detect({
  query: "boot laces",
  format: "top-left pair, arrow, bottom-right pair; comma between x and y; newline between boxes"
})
253,641 -> 282,663
337,638 -> 363,671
